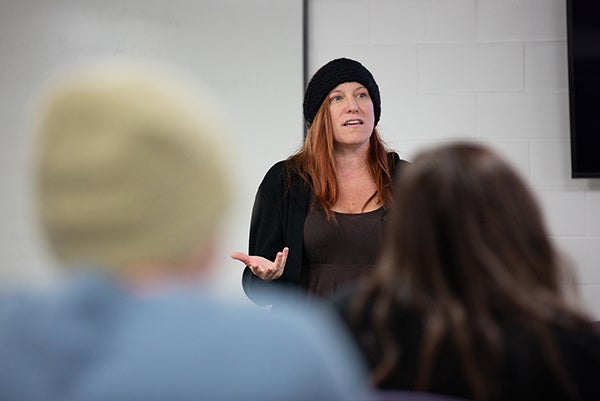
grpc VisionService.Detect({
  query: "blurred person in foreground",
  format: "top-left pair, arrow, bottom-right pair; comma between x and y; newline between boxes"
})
336,142 -> 600,401
0,62 -> 367,401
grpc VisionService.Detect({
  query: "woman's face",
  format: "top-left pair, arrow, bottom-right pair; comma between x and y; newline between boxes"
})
328,81 -> 375,151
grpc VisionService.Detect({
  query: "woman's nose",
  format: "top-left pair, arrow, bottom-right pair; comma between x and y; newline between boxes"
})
345,97 -> 358,112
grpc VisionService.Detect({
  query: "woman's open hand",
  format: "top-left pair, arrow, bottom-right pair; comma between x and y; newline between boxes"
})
230,247 -> 288,281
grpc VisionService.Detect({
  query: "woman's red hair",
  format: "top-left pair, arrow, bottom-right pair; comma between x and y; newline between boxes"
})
286,100 -> 393,218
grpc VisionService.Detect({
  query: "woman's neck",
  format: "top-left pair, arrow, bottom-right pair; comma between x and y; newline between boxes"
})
334,146 -> 370,173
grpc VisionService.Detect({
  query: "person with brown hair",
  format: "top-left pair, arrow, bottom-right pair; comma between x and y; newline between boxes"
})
336,142 -> 600,401
232,58 -> 407,306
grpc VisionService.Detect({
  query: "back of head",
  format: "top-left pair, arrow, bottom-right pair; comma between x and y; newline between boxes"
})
384,142 -> 564,312
35,62 -> 231,273
364,142 -> 593,399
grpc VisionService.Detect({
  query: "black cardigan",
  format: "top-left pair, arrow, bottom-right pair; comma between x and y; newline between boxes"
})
242,152 -> 406,306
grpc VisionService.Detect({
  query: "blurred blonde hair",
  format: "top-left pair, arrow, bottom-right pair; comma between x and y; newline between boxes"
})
35,62 -> 231,270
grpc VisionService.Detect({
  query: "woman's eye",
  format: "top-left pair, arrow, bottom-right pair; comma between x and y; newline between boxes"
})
357,92 -> 369,99
330,95 -> 342,102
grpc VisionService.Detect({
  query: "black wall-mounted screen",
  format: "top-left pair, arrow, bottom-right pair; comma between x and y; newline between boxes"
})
567,1 -> 600,178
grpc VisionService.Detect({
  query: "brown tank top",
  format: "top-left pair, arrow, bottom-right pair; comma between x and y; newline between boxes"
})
300,203 -> 385,301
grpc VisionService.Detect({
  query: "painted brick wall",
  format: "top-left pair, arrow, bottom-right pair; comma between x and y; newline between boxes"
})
308,0 -> 600,318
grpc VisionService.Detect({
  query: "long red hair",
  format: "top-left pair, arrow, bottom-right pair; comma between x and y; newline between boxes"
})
286,99 -> 393,218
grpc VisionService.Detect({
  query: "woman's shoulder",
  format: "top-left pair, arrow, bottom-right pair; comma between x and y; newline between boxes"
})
387,151 -> 408,167
263,157 -> 307,184
259,160 -> 288,186
386,152 -> 408,181
257,159 -> 308,199
264,159 -> 287,175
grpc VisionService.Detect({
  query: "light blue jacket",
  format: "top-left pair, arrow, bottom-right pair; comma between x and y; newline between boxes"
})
0,271 -> 367,401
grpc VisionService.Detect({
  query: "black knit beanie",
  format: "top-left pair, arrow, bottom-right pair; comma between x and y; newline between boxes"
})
303,58 -> 381,127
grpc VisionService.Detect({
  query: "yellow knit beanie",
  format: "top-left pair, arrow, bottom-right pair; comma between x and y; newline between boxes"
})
35,63 -> 231,270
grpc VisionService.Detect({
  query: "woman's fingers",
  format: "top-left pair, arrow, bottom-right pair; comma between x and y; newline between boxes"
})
232,252 -> 264,272
231,252 -> 263,276
230,249 -> 289,281
230,252 -> 251,265
279,247 -> 289,269
269,248 -> 288,280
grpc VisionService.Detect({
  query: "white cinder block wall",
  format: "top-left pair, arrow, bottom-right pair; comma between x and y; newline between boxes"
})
308,0 -> 600,318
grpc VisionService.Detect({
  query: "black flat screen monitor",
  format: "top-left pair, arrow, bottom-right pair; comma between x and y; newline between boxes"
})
567,1 -> 600,178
